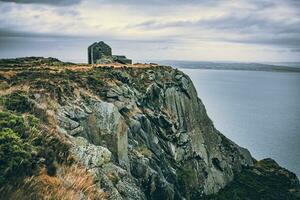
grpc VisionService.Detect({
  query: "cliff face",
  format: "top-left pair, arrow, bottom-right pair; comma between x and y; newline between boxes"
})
0,58 -> 299,200
54,66 -> 253,199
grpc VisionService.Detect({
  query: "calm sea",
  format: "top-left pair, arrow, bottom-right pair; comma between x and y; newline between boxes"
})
180,69 -> 300,177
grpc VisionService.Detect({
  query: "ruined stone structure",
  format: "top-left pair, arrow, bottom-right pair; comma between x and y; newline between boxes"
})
88,41 -> 112,64
88,41 -> 132,64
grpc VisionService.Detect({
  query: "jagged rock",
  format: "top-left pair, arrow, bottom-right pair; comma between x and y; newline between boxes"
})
178,132 -> 189,146
57,99 -> 130,170
111,71 -> 131,84
71,137 -> 112,168
205,158 -> 300,199
69,126 -> 84,136
106,89 -> 121,99
101,163 -> 146,200
27,63 -> 291,199
2,57 -> 298,200
57,115 -> 80,130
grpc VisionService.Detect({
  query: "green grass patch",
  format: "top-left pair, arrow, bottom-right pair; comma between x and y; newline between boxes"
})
3,92 -> 33,113
0,128 -> 33,185
204,159 -> 300,200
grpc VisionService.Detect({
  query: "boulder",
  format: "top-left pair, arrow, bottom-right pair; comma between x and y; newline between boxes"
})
71,137 -> 112,168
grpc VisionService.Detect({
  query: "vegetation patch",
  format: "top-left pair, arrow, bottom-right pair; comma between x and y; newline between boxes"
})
0,82 -> 9,90
0,128 -> 33,184
204,159 -> 300,200
177,165 -> 201,199
0,57 -> 73,68
177,166 -> 197,187
0,111 -> 29,138
3,92 -> 33,113
137,145 -> 152,158
0,111 -> 41,185
0,111 -> 71,187
0,165 -> 107,200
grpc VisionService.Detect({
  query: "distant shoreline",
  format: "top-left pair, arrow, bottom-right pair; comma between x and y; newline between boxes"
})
152,60 -> 300,73
176,66 -> 300,73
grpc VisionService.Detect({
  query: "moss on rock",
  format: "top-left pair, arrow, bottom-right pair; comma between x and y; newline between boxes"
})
204,159 -> 300,200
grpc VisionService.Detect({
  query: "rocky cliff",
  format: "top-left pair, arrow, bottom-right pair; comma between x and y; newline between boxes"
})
0,57 -> 299,200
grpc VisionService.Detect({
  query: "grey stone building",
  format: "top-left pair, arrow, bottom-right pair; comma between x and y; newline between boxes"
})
88,41 -> 132,64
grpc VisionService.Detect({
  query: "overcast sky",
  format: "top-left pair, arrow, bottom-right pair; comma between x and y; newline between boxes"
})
0,0 -> 300,63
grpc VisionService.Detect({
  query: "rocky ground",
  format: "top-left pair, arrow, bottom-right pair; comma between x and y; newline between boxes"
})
0,57 -> 299,200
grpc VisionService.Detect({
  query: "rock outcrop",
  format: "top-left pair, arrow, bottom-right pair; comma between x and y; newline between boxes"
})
204,158 -> 300,199
47,65 -> 253,198
0,57 -> 298,200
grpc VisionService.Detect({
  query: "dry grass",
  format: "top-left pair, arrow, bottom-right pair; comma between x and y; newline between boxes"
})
1,165 -> 107,200
78,87 -> 102,101
38,63 -> 154,72
0,62 -> 156,75
0,70 -> 17,79
137,145 -> 152,158
127,106 -> 142,118
0,84 -> 30,96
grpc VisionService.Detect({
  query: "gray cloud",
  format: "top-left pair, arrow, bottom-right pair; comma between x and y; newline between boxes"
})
0,27 -> 84,38
0,0 -> 299,61
131,8 -> 300,49
0,0 -> 217,6
102,0 -> 299,8
0,0 -> 274,7
224,35 -> 300,50
98,0 -> 220,6
134,16 -> 298,34
0,0 -> 81,6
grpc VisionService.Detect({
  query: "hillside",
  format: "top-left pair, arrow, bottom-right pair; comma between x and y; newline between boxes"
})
0,57 -> 299,200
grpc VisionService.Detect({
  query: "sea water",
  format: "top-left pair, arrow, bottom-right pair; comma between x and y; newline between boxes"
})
181,69 -> 300,177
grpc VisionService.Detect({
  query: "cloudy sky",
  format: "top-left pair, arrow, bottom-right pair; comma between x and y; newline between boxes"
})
0,0 -> 300,63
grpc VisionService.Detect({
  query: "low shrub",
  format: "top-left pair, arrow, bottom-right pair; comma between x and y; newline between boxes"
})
204,159 -> 300,200
0,111 -> 28,138
3,92 -> 33,113
177,166 -> 197,187
177,165 -> 200,198
0,165 -> 107,200
0,128 -> 32,185
137,145 -> 152,158
0,111 -> 70,186
0,82 -> 9,90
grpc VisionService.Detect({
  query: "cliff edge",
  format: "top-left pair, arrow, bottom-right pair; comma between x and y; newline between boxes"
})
0,57 -> 299,200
